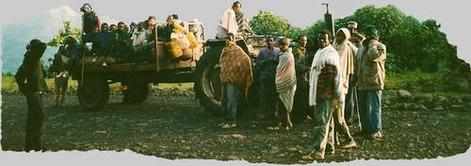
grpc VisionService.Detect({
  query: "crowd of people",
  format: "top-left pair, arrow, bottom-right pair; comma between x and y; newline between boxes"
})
79,3 -> 202,65
16,2 -> 387,161
217,2 -> 387,159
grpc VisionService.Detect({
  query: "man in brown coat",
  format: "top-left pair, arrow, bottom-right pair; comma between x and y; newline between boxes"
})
219,33 -> 253,128
356,26 -> 387,140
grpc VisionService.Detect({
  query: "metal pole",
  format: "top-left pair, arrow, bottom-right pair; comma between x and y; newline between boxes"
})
322,3 -> 335,38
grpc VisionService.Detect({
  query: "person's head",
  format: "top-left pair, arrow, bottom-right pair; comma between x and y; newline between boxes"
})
278,38 -> 290,52
80,3 -> 93,13
28,39 -> 47,57
299,35 -> 308,48
110,24 -> 118,32
172,14 -> 179,20
130,22 -> 137,29
232,1 -> 242,13
101,23 -> 109,32
147,16 -> 157,28
118,22 -> 127,32
335,28 -> 350,44
318,30 -> 332,48
347,21 -> 358,33
226,33 -> 236,43
166,15 -> 175,25
265,37 -> 275,49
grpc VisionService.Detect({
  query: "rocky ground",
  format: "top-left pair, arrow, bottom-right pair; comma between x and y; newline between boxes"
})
1,89 -> 471,164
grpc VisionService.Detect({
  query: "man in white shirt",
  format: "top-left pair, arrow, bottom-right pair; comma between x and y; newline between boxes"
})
216,1 -> 242,39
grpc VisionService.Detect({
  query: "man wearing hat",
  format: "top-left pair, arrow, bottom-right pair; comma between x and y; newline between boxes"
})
356,26 -> 386,141
15,39 -> 49,151
344,21 -> 364,127
347,21 -> 366,48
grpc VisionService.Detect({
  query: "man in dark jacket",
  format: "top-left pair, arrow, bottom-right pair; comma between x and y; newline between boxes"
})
81,3 -> 100,42
15,39 -> 48,152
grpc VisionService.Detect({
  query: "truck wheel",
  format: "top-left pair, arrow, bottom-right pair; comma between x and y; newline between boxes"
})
78,74 -> 110,111
195,55 -> 223,115
122,80 -> 150,104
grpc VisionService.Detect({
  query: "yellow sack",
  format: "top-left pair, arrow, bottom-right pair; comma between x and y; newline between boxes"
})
168,39 -> 183,59
187,33 -> 199,49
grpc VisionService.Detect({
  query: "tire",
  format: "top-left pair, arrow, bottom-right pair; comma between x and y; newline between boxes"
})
122,79 -> 150,104
78,74 -> 110,111
194,53 -> 223,115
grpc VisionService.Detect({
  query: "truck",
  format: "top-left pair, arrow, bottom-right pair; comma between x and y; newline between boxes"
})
69,20 -> 267,114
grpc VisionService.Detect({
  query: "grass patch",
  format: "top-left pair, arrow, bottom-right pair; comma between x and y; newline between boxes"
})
2,75 -> 194,94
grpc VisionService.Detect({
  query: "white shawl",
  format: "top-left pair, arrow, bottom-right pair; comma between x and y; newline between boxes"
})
216,8 -> 238,38
334,28 -> 358,96
308,45 -> 341,106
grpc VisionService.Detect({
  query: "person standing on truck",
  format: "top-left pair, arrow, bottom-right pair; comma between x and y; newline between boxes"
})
15,39 -> 49,152
80,3 -> 100,42
219,33 -> 253,128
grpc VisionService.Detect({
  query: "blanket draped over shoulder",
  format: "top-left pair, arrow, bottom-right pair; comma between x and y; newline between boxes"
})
276,48 -> 297,111
219,42 -> 253,96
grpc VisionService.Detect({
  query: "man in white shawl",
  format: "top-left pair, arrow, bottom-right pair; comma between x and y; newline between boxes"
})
306,30 -> 341,160
275,38 -> 297,130
216,1 -> 241,39
333,28 -> 358,148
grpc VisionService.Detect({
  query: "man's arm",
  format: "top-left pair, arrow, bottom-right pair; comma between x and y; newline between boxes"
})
367,43 -> 386,62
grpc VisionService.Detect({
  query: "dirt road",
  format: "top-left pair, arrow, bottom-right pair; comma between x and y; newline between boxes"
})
2,90 -> 471,164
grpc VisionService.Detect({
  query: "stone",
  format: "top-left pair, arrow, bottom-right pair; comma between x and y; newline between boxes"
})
450,105 -> 465,111
271,146 -> 280,154
417,104 -> 428,111
231,134 -> 247,140
398,90 -> 412,99
414,93 -> 434,104
226,155 -> 240,160
434,96 -> 448,104
433,106 -> 445,112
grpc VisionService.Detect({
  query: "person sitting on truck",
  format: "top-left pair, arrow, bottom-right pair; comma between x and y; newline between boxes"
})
92,23 -> 114,59
131,21 -> 150,62
113,21 -> 132,61
216,1 -> 241,39
101,23 -> 109,32
110,24 -> 118,32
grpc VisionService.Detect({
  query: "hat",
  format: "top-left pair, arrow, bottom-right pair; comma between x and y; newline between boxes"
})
347,21 -> 358,29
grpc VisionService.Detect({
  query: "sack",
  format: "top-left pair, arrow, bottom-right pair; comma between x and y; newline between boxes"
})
168,39 -> 183,59
187,33 -> 199,49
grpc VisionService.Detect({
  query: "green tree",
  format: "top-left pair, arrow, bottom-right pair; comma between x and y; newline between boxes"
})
48,21 -> 81,47
249,11 -> 291,36
304,5 -> 458,73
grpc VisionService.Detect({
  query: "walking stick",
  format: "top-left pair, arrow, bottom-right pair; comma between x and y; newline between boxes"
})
353,86 -> 362,130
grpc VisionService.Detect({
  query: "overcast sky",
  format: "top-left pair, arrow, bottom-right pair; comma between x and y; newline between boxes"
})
1,0 -> 469,63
